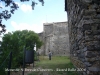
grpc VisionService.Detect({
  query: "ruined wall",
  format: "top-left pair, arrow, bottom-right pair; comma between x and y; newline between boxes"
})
66,0 -> 100,75
38,32 -> 44,55
51,22 -> 69,56
38,22 -> 70,56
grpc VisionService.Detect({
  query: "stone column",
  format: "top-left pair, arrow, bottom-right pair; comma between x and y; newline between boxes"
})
65,0 -> 100,75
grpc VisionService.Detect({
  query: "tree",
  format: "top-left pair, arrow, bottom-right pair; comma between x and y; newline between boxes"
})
0,30 -> 43,69
0,0 -> 44,35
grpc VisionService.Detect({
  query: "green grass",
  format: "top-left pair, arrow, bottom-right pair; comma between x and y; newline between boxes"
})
28,56 -> 78,75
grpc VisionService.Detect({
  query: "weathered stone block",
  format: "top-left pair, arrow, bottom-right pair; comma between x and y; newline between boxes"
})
97,8 -> 100,12
85,30 -> 92,35
88,67 -> 100,71
89,3 -> 99,9
83,47 -> 88,52
87,45 -> 95,51
78,53 -> 84,58
85,57 -> 96,62
96,57 -> 100,61
84,9 -> 96,16
93,30 -> 100,35
92,19 -> 100,24
81,58 -> 85,62
94,14 -> 100,19
84,62 -> 92,66
83,24 -> 91,30
85,35 -> 94,41
85,51 -> 96,58
94,44 -> 100,50
84,0 -> 92,3
85,41 -> 100,47
83,16 -> 91,20
94,35 -> 100,40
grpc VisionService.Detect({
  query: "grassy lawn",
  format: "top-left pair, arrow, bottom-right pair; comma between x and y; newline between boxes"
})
28,56 -> 78,75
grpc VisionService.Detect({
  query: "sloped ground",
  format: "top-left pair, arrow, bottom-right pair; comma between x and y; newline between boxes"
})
28,56 -> 78,75
11,56 -> 78,75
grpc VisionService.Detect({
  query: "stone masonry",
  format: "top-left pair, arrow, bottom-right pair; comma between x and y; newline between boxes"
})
65,0 -> 100,75
38,21 -> 70,56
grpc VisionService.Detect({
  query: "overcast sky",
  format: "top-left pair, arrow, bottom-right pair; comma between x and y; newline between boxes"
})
1,0 -> 67,34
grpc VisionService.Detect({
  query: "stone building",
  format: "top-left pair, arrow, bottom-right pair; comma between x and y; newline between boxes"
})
38,21 -> 70,56
65,0 -> 100,75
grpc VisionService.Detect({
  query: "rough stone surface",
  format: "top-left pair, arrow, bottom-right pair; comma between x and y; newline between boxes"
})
65,0 -> 100,75
38,22 -> 70,56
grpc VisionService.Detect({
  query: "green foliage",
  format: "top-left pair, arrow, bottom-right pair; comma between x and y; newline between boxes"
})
0,30 -> 43,74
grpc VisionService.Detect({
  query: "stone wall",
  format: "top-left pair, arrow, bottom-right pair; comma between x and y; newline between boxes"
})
38,22 -> 70,56
38,32 -> 44,55
65,0 -> 100,75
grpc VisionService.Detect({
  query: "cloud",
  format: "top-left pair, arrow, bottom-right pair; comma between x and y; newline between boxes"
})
0,2 -> 4,8
20,4 -> 32,12
11,21 -> 43,33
